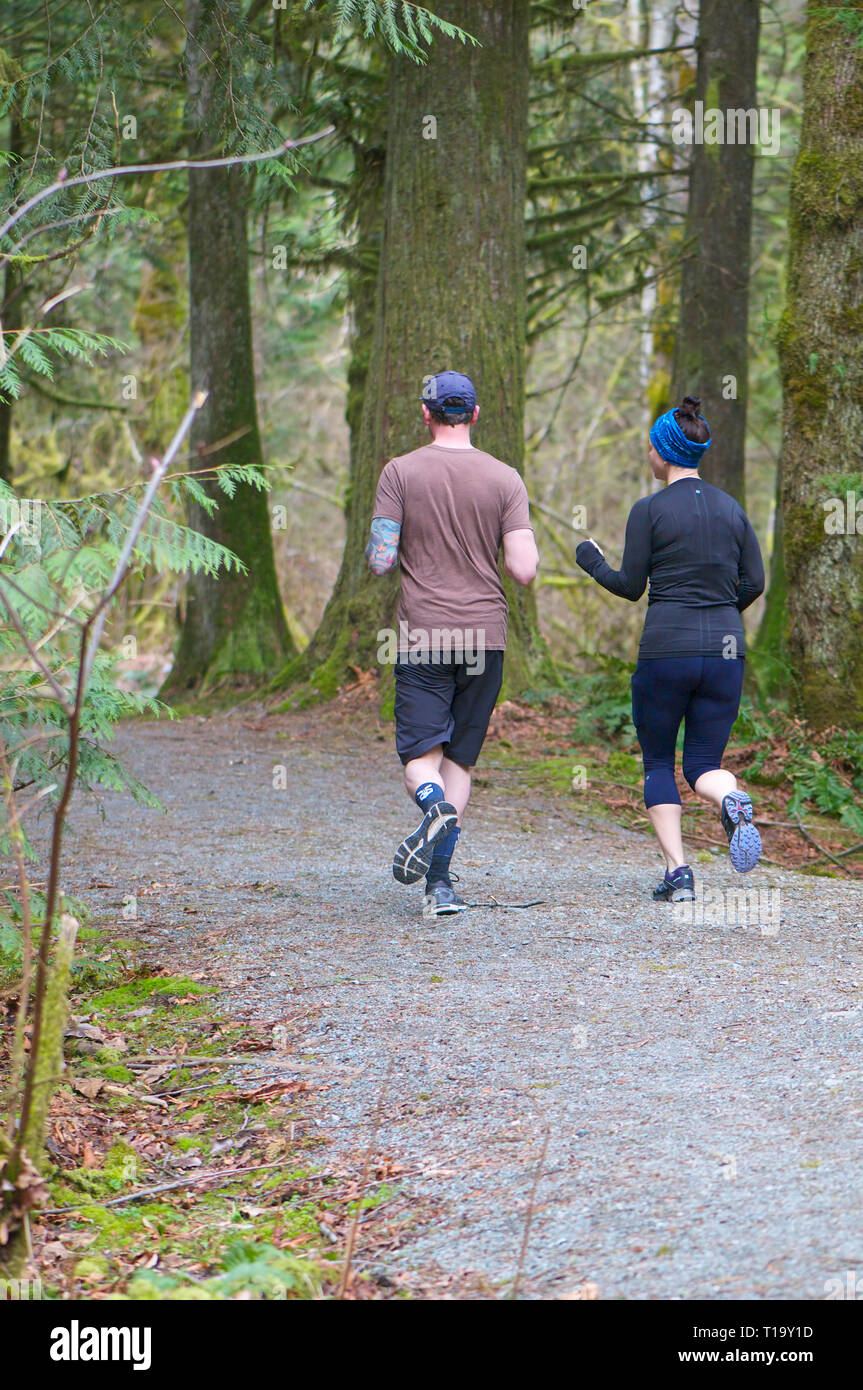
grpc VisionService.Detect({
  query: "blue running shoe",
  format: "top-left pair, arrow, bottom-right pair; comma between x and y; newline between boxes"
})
393,800 -> 458,885
652,864 -> 695,903
721,792 -> 761,873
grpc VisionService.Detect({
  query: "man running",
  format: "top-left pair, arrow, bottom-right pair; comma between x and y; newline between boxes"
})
366,370 -> 538,918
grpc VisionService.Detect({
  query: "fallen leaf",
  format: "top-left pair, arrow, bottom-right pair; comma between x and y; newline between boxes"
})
71,1077 -> 104,1099
65,1022 -> 106,1042
40,1240 -> 69,1260
139,1063 -> 174,1086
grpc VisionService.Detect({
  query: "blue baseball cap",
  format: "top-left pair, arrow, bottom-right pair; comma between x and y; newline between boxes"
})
420,370 -> 477,414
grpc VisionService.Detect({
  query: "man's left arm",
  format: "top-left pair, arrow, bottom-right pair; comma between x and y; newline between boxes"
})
366,516 -> 401,575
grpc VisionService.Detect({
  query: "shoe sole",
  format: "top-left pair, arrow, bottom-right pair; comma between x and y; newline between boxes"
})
723,794 -> 762,873
393,802 -> 458,885
423,900 -> 469,919
653,886 -> 696,903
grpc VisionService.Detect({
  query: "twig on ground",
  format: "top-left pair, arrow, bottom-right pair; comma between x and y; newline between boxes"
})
511,1125 -> 551,1301
40,1162 -> 343,1214
835,841 -> 863,860
466,898 -> 545,909
674,827 -> 783,866
793,818 -> 853,876
338,1065 -> 392,1300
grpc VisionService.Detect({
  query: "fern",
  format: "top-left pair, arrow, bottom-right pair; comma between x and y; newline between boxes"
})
0,458 -> 272,952
306,0 -> 476,60
0,328 -> 128,404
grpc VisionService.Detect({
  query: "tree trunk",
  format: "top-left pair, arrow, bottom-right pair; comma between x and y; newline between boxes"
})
627,0 -> 678,480
777,0 -> 863,728
280,0 -> 549,700
162,0 -> 293,695
671,0 -> 760,504
753,462 -> 788,697
345,133 -> 386,472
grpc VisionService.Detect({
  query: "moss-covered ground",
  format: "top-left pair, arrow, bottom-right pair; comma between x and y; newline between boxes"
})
7,945 -> 413,1300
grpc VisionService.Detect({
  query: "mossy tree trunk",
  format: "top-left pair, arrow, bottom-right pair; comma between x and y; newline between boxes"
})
671,0 -> 760,505
753,464 -> 788,697
281,0 -> 549,700
162,0 -> 293,696
344,128 -> 386,470
777,0 -> 863,728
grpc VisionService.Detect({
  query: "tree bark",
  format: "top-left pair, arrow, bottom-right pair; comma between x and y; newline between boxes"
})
162,0 -> 293,695
753,463 -> 788,696
671,0 -> 760,504
281,0 -> 549,700
777,0 -> 863,728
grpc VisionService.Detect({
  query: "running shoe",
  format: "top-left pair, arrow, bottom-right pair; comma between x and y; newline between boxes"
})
721,791 -> 761,873
652,864 -> 696,902
423,875 -> 468,918
392,800 -> 458,885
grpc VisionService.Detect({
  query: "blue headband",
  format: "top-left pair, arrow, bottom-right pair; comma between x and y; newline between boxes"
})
649,409 -> 712,468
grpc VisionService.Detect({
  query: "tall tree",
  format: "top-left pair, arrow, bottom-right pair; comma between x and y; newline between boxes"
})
627,0 -> 678,455
671,0 -> 760,504
281,0 -> 549,699
777,0 -> 863,727
162,0 -> 293,694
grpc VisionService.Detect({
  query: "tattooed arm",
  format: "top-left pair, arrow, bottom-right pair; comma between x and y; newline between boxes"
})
365,516 -> 401,575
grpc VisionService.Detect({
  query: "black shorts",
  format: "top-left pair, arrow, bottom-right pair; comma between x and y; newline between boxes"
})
394,652 -> 505,767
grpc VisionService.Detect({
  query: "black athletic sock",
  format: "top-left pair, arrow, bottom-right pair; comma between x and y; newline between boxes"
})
426,825 -> 461,886
415,781 -> 446,813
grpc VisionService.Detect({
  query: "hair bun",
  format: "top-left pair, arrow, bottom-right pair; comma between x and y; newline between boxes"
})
679,395 -> 702,417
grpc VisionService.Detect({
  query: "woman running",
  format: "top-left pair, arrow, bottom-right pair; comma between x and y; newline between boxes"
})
576,395 -> 765,903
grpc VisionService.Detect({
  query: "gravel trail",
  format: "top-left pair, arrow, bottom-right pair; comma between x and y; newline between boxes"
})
48,712 -> 863,1299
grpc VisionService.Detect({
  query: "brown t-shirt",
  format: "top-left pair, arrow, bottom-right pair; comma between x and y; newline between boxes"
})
373,442 -> 532,653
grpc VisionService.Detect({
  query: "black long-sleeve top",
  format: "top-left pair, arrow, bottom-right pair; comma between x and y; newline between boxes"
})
576,476 -> 765,660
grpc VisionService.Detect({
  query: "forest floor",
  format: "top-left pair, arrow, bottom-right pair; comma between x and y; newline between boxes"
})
18,691 -> 863,1300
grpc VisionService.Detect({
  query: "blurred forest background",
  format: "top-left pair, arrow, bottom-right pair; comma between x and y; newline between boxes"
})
2,0 -> 843,705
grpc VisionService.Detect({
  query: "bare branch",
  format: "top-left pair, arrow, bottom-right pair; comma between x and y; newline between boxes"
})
0,584 -> 75,715
79,389 -> 209,689
0,127 -> 337,256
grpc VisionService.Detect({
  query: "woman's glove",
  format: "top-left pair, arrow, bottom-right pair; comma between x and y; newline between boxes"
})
576,537 -> 605,573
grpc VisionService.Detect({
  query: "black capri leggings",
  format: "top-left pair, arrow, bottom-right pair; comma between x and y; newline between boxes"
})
631,655 -> 744,808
